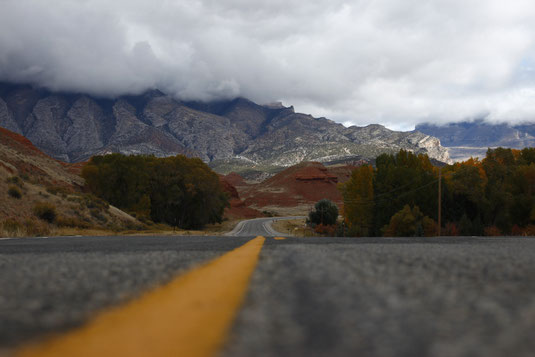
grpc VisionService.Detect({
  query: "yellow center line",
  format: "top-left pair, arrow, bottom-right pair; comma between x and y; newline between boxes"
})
274,237 -> 286,240
16,236 -> 266,357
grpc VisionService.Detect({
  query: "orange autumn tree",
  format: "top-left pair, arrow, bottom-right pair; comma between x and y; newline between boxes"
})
341,165 -> 374,236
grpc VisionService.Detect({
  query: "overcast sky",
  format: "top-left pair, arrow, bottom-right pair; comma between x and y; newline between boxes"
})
1,0 -> 535,130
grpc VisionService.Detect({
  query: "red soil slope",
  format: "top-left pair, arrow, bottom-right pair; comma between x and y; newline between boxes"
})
223,172 -> 248,187
0,127 -> 45,157
240,162 -> 357,210
0,128 -> 82,189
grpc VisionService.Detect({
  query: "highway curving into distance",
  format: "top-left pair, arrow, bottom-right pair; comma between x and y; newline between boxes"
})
225,216 -> 306,237
1,222 -> 535,357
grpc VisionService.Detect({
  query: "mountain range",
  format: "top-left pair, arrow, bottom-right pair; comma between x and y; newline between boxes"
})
417,121 -> 535,160
0,82 -> 451,173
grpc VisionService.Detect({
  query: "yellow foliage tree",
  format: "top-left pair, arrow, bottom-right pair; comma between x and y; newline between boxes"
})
341,165 -> 374,236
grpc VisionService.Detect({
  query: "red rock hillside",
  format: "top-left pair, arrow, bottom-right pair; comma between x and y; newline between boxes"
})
239,162 -> 357,215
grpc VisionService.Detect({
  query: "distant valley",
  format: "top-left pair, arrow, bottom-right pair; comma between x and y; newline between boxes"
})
0,82 -> 451,176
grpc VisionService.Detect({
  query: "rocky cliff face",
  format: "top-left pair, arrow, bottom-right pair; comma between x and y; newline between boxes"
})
0,82 -> 451,169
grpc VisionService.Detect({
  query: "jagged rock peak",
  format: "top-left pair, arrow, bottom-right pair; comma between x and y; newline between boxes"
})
0,81 -> 451,168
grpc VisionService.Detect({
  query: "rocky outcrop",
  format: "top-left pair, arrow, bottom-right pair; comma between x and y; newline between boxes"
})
24,96 -> 71,161
0,82 -> 452,170
64,96 -> 105,155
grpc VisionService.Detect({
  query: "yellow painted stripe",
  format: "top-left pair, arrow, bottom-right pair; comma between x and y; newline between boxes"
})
16,236 -> 266,357
274,237 -> 286,240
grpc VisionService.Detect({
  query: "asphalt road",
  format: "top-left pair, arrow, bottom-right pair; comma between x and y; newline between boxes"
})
0,235 -> 250,350
1,230 -> 535,356
224,216 -> 304,237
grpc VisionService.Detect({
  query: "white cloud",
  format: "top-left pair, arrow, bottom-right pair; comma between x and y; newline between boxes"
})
1,0 -> 535,129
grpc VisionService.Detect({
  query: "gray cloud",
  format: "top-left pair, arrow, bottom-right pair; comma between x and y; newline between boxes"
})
1,0 -> 535,129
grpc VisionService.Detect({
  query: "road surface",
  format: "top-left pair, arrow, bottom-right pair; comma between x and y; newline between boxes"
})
224,216 -> 305,237
1,221 -> 534,356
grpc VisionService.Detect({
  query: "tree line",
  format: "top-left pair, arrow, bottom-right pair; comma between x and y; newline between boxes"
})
340,148 -> 535,236
82,154 -> 229,229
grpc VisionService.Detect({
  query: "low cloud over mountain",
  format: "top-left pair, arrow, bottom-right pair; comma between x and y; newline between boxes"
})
1,0 -> 535,129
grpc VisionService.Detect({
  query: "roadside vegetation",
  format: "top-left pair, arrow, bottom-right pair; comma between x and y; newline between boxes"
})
327,147 -> 535,237
1,174 -> 142,238
82,154 -> 229,230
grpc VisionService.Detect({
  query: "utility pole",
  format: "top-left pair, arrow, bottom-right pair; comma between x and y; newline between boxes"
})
438,167 -> 442,236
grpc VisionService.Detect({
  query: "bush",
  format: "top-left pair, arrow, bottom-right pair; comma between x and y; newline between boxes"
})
33,202 -> 57,223
309,199 -> 339,226
5,176 -> 24,188
46,185 -> 71,197
81,194 -> 109,210
262,210 -> 275,217
522,225 -> 535,236
8,185 -> 22,198
314,223 -> 337,236
443,222 -> 459,236
90,208 -> 108,223
484,226 -> 502,237
382,205 -> 437,237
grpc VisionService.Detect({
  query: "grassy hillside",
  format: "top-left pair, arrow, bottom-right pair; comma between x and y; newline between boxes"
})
0,128 -> 140,237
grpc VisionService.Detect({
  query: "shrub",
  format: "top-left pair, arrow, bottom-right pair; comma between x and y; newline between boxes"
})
382,205 -> 437,237
484,226 -> 502,237
262,210 -> 275,217
510,224 -> 535,236
56,216 -> 90,229
46,185 -> 71,197
5,176 -> 24,188
443,222 -> 459,236
314,223 -> 337,236
81,194 -> 109,210
523,225 -> 535,236
8,185 -> 22,198
33,202 -> 57,223
90,208 -> 108,223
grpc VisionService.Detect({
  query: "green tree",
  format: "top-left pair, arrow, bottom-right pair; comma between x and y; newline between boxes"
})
373,150 -> 437,235
82,154 -> 228,229
309,199 -> 339,226
382,205 -> 436,237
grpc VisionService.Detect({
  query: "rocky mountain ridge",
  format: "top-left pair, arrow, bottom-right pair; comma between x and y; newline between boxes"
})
417,121 -> 535,161
0,82 -> 451,170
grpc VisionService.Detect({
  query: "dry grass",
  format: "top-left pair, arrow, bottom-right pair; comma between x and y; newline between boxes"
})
271,218 -> 317,237
0,213 -> 242,239
1,168 -> 143,238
